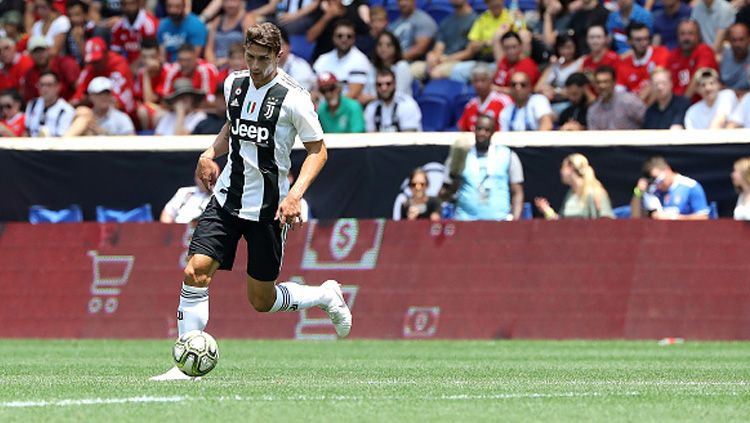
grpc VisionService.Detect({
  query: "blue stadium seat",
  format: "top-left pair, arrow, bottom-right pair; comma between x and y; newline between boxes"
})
472,0 -> 488,13
522,202 -> 533,219
516,0 -> 538,12
426,4 -> 454,24
612,205 -> 631,219
411,79 -> 422,97
289,34 -> 315,63
709,201 -> 718,219
417,95 -> 452,131
386,4 -> 401,22
96,204 -> 154,223
29,205 -> 83,224
422,79 -> 466,101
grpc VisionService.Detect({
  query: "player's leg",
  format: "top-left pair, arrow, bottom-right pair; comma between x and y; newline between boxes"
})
244,221 -> 352,337
178,254 -> 220,335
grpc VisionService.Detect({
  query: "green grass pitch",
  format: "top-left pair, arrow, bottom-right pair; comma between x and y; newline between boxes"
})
0,340 -> 748,422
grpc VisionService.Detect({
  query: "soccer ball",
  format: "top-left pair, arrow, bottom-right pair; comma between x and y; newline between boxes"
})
173,330 -> 219,377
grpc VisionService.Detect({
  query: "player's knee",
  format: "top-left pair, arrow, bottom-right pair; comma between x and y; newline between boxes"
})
183,265 -> 212,288
247,293 -> 274,312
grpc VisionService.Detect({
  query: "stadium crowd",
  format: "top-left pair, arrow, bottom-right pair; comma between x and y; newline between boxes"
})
1,0 -> 749,220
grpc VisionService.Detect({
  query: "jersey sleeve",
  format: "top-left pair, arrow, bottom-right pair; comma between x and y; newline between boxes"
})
399,98 -> 422,131
290,91 -> 324,142
688,183 -> 710,215
508,151 -> 524,184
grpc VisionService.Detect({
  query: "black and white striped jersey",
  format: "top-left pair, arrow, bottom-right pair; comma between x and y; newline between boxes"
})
213,69 -> 324,221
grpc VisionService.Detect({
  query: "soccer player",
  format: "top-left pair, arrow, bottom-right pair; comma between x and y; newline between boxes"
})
151,23 -> 352,381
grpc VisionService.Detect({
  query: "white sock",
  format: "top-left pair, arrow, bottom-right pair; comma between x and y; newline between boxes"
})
178,283 -> 209,335
269,282 -> 328,312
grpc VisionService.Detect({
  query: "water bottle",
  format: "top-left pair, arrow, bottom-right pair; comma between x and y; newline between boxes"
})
509,0 -> 522,31
441,202 -> 455,219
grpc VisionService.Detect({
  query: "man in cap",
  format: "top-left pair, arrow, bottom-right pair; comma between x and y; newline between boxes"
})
154,77 -> 206,135
19,35 -> 79,102
72,37 -> 136,115
0,11 -> 24,46
316,71 -> 364,134
65,76 -> 136,136
0,36 -> 33,92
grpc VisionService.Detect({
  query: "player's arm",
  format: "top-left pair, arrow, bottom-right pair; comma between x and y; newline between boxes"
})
277,140 -> 328,228
195,122 -> 230,190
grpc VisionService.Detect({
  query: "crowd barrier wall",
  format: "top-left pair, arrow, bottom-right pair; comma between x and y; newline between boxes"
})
2,130 -> 750,221
2,219 -> 749,340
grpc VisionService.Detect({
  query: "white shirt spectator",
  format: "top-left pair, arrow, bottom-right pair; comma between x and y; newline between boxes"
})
155,110 -> 207,135
97,108 -> 135,135
364,93 -> 422,132
728,93 -> 750,127
283,53 -> 316,92
691,0 -> 736,48
684,89 -> 737,129
162,186 -> 211,223
25,97 -> 75,137
313,47 -> 374,96
365,60 -> 414,98
499,94 -> 553,131
31,15 -> 71,48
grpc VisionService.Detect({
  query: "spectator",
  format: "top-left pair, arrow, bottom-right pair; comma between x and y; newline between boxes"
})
279,31 -> 314,92
371,30 -> 412,98
539,0 -> 574,48
642,67 -> 690,129
0,36 -> 33,92
0,11 -> 24,47
567,0 -> 609,54
720,23 -> 750,95
535,32 -> 584,111
251,0 -> 319,35
499,71 -> 554,131
738,0 -> 750,32
606,0 -> 653,54
29,0 -> 70,57
0,88 -> 25,137
616,22 -> 669,102
72,37 -> 136,115
457,63 -> 513,132
684,68 -> 737,129
160,176 -> 211,224
63,1 -> 98,67
158,0 -> 207,62
65,76 -> 136,136
387,0 -> 438,62
534,153 -> 614,219
305,0 -> 371,63
313,19 -> 374,103
652,0 -> 691,50
364,67 -> 421,132
359,5 -> 388,59
20,36 -> 79,102
192,85 -> 225,135
493,32 -> 540,94
691,0 -> 735,53
730,156 -> 750,220
580,25 -> 619,81
217,42 -> 248,81
630,156 -> 710,220
727,92 -> 750,128
154,78 -> 206,135
25,71 -> 75,136
134,39 -> 169,130
441,114 -> 524,221
163,44 -> 218,104
587,66 -> 646,130
206,0 -> 255,70
413,0 -> 477,81
395,167 -> 441,221
92,0 -> 124,21
111,0 -> 160,66
669,19 -> 718,98
316,71 -> 365,133
557,72 -> 591,130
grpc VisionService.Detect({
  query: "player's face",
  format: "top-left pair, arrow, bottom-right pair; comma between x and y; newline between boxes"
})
586,27 -> 606,53
376,75 -> 396,101
629,28 -> 650,56
678,23 -> 699,51
501,38 -> 521,62
245,43 -> 279,86
333,26 -> 356,53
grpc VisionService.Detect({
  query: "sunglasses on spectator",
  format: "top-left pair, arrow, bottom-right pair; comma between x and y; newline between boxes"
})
335,33 -> 354,40
409,181 -> 426,187
320,86 -> 336,94
0,103 -> 13,109
376,81 -> 393,87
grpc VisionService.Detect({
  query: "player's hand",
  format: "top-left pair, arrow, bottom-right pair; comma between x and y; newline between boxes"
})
196,156 -> 220,191
276,195 -> 304,230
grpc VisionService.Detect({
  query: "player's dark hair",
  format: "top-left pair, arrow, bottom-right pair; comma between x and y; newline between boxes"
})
245,22 -> 281,55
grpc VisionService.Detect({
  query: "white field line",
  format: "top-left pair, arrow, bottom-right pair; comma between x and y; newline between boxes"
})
1,396 -> 187,408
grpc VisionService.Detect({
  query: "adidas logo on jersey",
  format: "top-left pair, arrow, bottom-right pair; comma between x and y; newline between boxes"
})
230,98 -> 240,107
230,118 -> 270,144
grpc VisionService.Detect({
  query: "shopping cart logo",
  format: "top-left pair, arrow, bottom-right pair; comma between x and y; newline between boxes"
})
301,219 -> 385,270
87,250 -> 135,314
403,306 -> 440,338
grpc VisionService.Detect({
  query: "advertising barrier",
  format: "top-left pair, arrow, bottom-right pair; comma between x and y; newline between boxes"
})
2,220 -> 749,340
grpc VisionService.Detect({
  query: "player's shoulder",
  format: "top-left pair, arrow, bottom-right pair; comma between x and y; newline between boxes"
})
277,69 -> 310,96
225,69 -> 250,86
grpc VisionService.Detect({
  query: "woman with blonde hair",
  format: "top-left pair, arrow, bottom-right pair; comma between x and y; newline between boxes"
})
535,153 -> 614,219
731,157 -> 750,220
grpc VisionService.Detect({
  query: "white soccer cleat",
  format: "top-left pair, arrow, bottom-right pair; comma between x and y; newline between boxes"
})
321,280 -> 352,338
149,366 -> 201,382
